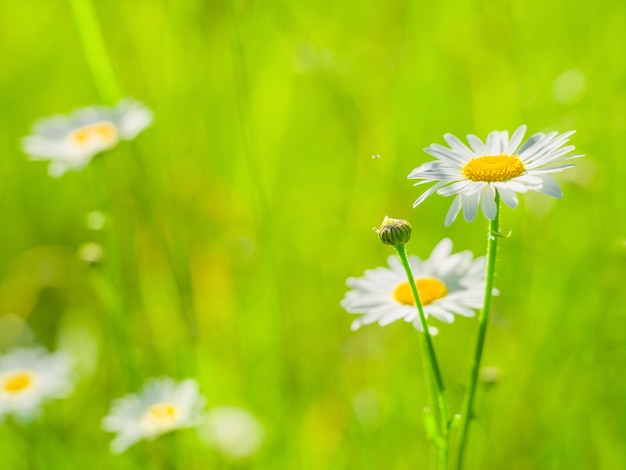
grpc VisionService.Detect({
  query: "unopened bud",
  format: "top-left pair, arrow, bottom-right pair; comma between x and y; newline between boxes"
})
375,216 -> 412,247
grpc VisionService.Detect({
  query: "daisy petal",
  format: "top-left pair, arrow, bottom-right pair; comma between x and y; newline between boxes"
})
495,186 -> 518,208
536,173 -> 563,198
462,192 -> 480,222
506,125 -> 527,154
445,194 -> 463,226
480,185 -> 497,220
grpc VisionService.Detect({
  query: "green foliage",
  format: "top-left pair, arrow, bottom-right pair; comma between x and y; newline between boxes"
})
1,0 -> 624,468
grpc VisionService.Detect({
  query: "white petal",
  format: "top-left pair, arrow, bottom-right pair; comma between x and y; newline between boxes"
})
429,238 -> 453,262
466,134 -> 486,154
480,185 -> 497,220
506,125 -> 527,154
424,144 -> 466,164
412,181 -> 447,208
498,131 -> 509,153
444,194 -> 463,226
443,133 -> 475,159
495,186 -> 518,208
527,164 -> 575,174
535,173 -> 563,198
486,131 -> 500,154
462,192 -> 480,222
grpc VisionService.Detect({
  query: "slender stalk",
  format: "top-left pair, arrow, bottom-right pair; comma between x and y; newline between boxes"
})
68,0 -> 121,104
455,194 -> 501,469
395,244 -> 450,469
69,0 -> 200,349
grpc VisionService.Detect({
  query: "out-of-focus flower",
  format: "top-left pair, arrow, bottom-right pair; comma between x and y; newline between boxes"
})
198,406 -> 264,459
409,125 -> 582,225
102,377 -> 205,454
22,98 -> 153,177
341,238 -> 489,332
0,346 -> 73,422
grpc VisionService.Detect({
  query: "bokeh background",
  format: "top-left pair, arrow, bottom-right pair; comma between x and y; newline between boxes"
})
1,0 -> 624,468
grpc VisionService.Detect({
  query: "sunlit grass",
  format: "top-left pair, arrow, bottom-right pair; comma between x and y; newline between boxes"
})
0,0 -> 624,468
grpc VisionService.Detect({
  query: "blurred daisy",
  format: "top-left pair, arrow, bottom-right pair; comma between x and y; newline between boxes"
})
199,406 -> 264,460
22,98 -> 153,177
341,238 -> 487,331
409,125 -> 582,225
103,377 -> 205,454
0,346 -> 73,422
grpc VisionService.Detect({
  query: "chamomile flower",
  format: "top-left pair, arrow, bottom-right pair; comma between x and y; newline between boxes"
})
22,98 -> 153,177
102,377 -> 206,454
0,346 -> 73,422
199,406 -> 265,459
341,238 -> 487,331
409,125 -> 582,225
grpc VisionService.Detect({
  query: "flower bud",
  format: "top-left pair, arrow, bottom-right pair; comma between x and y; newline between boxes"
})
375,216 -> 412,247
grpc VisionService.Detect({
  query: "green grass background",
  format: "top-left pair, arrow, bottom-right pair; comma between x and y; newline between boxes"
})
0,0 -> 624,468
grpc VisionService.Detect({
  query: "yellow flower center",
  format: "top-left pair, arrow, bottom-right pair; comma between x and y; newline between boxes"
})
393,277 -> 448,306
69,122 -> 119,149
145,403 -> 178,429
2,371 -> 35,394
462,154 -> 525,182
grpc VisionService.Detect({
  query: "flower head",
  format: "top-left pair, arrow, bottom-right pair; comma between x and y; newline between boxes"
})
102,377 -> 206,454
0,346 -> 73,422
198,406 -> 265,459
22,98 -> 153,177
409,125 -> 582,225
341,238 -> 488,331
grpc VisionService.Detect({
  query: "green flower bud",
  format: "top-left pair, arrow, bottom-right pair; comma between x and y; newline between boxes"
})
375,216 -> 412,247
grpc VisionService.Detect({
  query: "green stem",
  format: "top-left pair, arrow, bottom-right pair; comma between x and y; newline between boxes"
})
455,194 -> 501,469
395,244 -> 450,469
68,0 -> 121,104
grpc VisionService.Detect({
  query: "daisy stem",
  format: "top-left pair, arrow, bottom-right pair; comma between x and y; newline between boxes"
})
455,194 -> 501,469
395,244 -> 450,468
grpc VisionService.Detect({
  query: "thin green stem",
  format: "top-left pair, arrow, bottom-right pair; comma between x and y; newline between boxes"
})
395,244 -> 450,469
68,0 -> 121,104
455,194 -> 501,469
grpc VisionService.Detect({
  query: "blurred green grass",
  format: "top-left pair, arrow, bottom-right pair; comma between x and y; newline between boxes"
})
1,0 -> 625,468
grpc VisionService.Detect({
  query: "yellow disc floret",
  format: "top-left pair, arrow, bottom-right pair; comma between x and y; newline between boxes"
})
144,403 -> 178,430
393,277 -> 448,306
462,154 -> 525,182
2,371 -> 35,394
69,122 -> 119,148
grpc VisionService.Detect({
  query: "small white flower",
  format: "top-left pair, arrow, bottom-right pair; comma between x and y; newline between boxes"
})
22,98 -> 153,177
199,406 -> 264,459
102,377 -> 205,454
341,238 -> 488,331
0,346 -> 73,422
409,125 -> 583,226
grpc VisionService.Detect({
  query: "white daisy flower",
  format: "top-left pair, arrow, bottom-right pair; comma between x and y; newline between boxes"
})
22,98 -> 154,177
0,346 -> 73,422
409,125 -> 583,226
198,406 -> 265,459
341,238 -> 487,331
102,377 -> 206,454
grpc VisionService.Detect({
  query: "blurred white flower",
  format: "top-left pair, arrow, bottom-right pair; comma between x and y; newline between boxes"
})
0,346 -> 73,422
22,98 -> 153,177
199,406 -> 264,459
341,238 -> 489,331
102,377 -> 205,454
